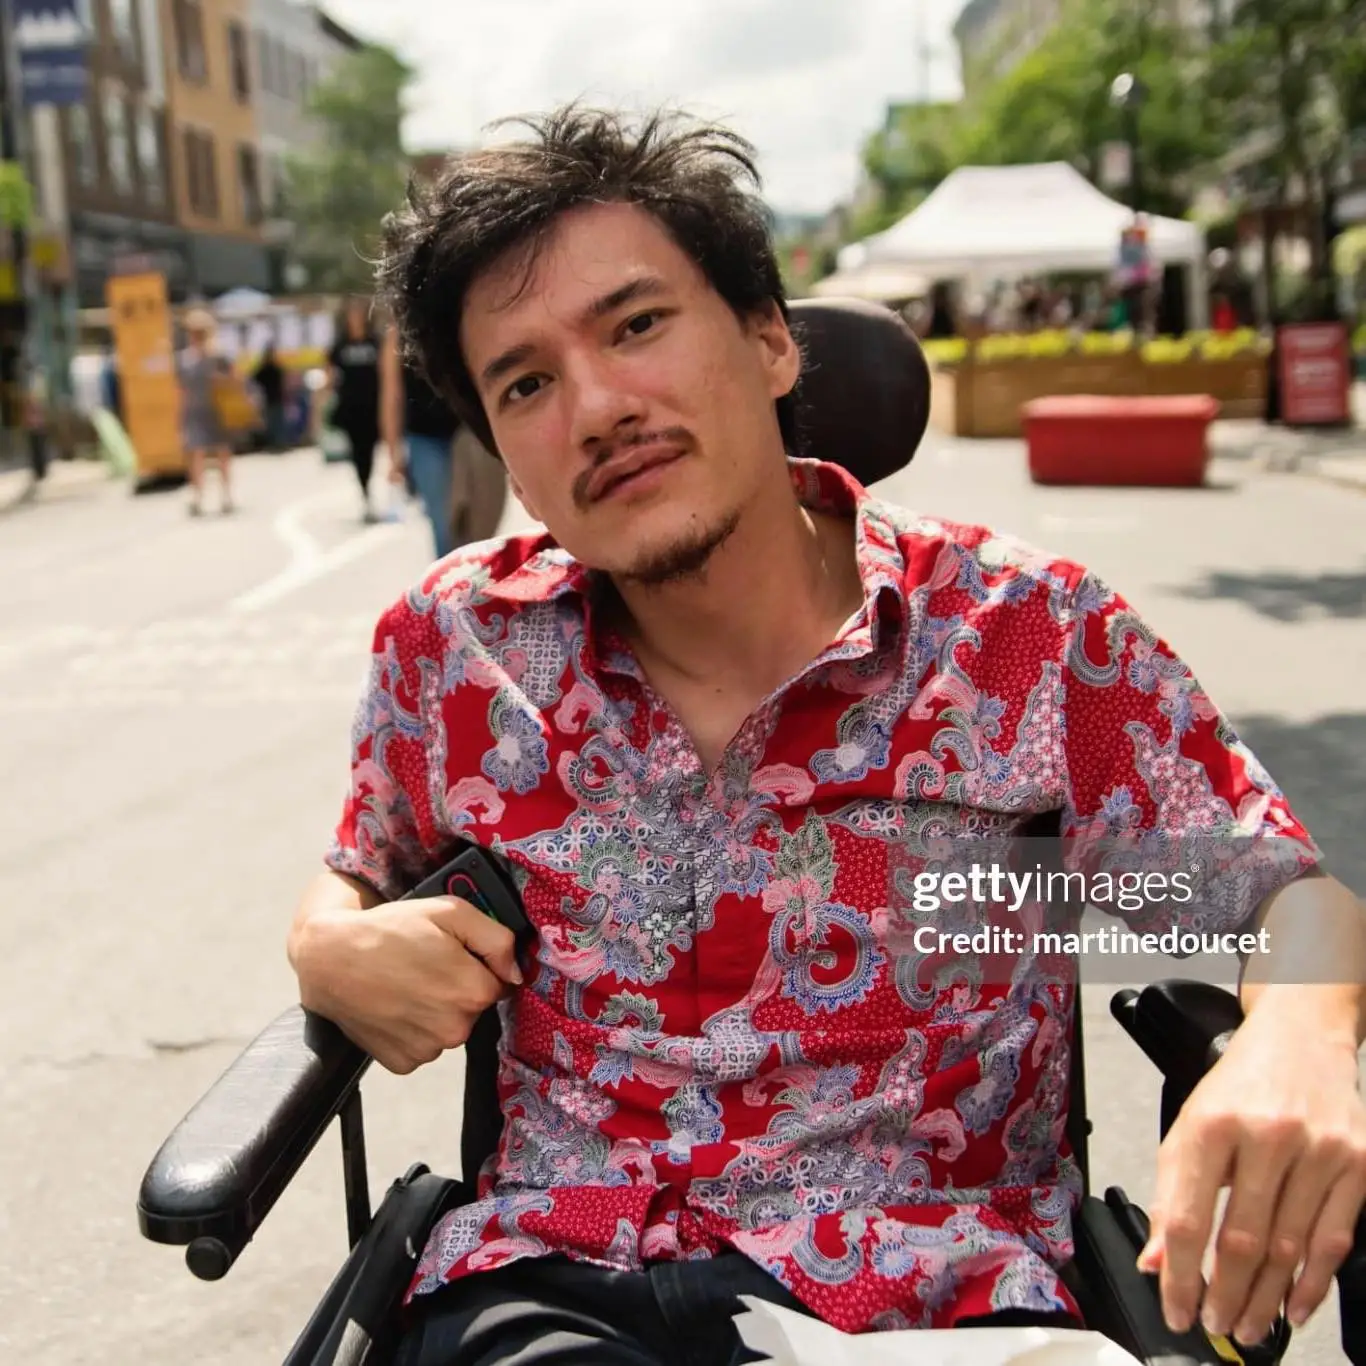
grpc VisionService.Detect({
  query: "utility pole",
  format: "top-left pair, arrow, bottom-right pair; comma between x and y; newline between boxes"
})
913,2 -> 937,105
0,0 -> 29,460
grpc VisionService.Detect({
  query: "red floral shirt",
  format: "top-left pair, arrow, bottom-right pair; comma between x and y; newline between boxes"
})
326,459 -> 1318,1333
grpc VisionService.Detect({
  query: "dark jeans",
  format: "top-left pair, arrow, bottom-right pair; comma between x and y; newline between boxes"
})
338,415 -> 379,498
27,430 -> 47,482
393,1253 -> 1080,1366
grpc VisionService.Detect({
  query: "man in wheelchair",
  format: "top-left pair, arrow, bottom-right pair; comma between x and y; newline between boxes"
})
142,105 -> 1366,1365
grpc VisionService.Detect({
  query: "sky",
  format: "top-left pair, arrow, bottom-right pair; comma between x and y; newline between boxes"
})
320,0 -> 969,217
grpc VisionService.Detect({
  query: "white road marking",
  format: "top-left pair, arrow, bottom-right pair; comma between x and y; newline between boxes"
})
271,490 -> 331,569
0,612 -> 380,710
229,491 -> 408,613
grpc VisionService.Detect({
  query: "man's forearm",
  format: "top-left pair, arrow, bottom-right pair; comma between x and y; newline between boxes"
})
1239,869 -> 1366,1047
380,330 -> 404,455
381,387 -> 403,455
287,869 -> 384,977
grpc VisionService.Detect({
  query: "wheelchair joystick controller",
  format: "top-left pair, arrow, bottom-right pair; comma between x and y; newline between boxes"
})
402,841 -> 532,943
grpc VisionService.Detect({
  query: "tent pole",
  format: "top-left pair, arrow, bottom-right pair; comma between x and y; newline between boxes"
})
1187,252 -> 1210,331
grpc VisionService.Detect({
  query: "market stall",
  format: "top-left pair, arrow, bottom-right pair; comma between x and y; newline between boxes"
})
830,163 -> 1267,439
848,160 -> 1209,319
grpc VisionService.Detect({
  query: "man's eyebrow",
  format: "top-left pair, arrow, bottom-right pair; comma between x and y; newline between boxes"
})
476,276 -> 671,393
479,342 -> 535,392
582,275 -> 670,324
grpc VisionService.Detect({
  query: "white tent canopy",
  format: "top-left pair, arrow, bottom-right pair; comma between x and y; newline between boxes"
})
809,262 -> 929,302
212,287 -> 274,319
849,161 -> 1209,326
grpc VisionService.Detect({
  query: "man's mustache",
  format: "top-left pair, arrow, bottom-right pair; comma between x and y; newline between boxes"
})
572,427 -> 693,508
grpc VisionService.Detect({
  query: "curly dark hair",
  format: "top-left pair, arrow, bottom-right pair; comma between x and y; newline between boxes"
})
373,103 -> 797,456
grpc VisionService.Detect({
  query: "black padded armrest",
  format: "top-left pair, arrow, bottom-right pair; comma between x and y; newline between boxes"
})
137,1006 -> 369,1278
1073,1192 -> 1235,1364
1110,981 -> 1243,1106
1114,980 -> 1366,1365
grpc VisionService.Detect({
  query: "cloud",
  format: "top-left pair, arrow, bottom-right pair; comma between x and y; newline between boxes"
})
321,0 -> 966,213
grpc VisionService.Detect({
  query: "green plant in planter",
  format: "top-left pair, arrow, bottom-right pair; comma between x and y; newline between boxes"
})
1141,337 -> 1197,363
1079,330 -> 1135,355
922,339 -> 969,367
1197,329 -> 1265,361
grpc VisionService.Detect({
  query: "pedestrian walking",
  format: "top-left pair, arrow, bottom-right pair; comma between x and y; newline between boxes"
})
380,325 -> 463,558
327,298 -> 383,523
22,356 -> 49,492
177,308 -> 235,516
448,422 -> 508,548
253,343 -> 287,450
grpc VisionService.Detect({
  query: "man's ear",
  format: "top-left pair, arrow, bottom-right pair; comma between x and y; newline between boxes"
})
752,300 -> 801,401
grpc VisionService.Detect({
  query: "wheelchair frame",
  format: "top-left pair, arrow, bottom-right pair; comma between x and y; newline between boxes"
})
136,962 -> 1366,1365
134,297 -> 1366,1363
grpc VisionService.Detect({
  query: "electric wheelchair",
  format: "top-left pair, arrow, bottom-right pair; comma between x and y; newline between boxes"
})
136,297 -> 1366,1365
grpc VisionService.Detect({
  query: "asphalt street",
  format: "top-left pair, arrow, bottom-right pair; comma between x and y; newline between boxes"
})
2,432 -> 1363,1364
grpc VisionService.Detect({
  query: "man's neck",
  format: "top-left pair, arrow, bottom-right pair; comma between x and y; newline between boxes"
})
605,485 -> 863,698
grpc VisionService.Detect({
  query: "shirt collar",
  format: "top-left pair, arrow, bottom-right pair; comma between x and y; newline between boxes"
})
483,458 -> 909,652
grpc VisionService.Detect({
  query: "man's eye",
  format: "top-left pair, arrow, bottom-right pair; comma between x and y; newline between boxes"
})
622,311 -> 660,338
504,375 -> 543,405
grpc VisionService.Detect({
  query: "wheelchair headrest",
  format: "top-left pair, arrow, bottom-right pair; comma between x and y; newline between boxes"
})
786,297 -> 931,486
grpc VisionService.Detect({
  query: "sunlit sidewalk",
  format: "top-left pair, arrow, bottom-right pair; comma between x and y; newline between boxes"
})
0,453 -> 119,512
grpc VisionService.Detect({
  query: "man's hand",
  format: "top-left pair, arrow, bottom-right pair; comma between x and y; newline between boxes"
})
291,895 -> 522,1074
1138,992 -> 1366,1345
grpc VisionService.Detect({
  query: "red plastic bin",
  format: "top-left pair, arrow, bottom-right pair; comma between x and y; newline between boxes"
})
1021,394 -> 1219,487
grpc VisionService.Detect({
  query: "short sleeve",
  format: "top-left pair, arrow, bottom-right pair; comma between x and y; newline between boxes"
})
1058,572 -> 1321,936
324,599 -> 446,901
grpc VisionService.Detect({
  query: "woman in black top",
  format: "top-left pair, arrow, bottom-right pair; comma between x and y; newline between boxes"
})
327,298 -> 383,521
253,343 -> 286,451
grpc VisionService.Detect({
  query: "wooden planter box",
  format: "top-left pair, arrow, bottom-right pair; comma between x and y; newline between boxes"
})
1022,394 -> 1219,487
931,351 -> 1267,437
1136,356 -> 1266,418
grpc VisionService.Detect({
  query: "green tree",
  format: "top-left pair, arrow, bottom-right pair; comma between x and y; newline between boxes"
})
849,0 -> 1222,246
1206,0 -> 1364,314
283,44 -> 415,294
855,101 -> 966,234
952,0 -> 1221,219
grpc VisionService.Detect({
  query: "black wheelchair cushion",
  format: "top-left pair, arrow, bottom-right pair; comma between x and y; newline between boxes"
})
787,296 -> 930,486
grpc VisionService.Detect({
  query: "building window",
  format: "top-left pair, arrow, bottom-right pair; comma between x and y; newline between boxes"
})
137,107 -> 163,205
68,103 -> 97,188
108,0 -> 137,59
173,0 -> 207,83
258,32 -> 277,96
238,143 -> 261,224
228,21 -> 250,101
270,152 -> 289,217
182,128 -> 198,212
184,128 -> 219,218
104,89 -> 132,195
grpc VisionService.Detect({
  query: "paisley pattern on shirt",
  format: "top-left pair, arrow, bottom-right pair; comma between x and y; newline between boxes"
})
327,459 -> 1319,1334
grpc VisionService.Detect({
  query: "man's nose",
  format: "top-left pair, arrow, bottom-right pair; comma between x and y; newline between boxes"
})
565,356 -> 645,452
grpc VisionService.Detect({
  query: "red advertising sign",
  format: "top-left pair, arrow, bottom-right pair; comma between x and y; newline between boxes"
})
1278,322 -> 1352,426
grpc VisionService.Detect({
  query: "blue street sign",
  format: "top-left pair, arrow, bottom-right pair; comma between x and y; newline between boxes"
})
11,0 -> 90,107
